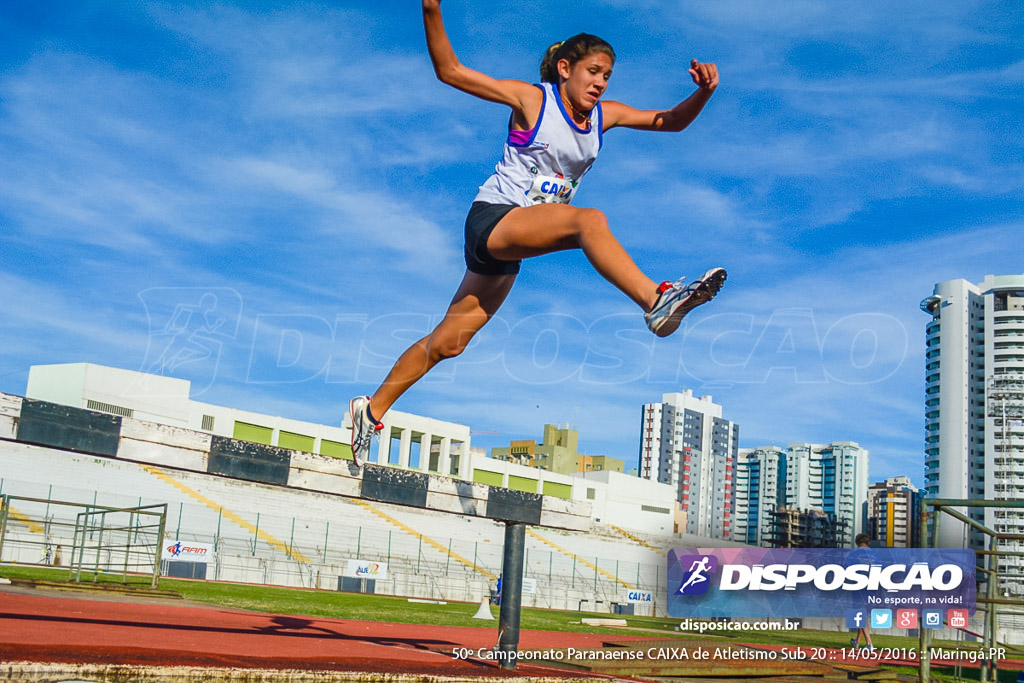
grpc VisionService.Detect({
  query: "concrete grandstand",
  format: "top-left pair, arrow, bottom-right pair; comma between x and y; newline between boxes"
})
0,376 -> 740,617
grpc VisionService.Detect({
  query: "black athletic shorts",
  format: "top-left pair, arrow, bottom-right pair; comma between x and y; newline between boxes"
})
464,201 -> 521,276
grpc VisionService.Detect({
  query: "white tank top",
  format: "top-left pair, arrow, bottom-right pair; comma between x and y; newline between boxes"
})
474,81 -> 603,207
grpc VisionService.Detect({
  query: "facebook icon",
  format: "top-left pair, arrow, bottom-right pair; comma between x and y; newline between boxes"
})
846,609 -> 866,629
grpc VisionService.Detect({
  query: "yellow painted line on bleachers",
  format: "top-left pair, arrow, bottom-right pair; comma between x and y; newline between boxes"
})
140,465 -> 311,564
526,528 -> 632,590
353,500 -> 497,581
609,524 -> 666,557
3,504 -> 46,535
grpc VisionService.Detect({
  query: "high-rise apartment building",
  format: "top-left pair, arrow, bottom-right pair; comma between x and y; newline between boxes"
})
732,442 -> 868,548
786,442 -> 868,547
639,390 -> 739,539
867,476 -> 921,547
921,274 -> 1024,585
733,446 -> 786,546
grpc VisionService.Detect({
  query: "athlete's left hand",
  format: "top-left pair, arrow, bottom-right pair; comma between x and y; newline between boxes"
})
688,59 -> 718,92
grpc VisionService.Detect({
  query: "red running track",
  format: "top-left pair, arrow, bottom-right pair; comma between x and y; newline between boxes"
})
0,589 -> 652,677
5,589 -> 1020,678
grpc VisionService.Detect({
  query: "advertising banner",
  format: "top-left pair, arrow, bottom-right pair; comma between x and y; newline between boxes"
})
522,577 -> 537,594
668,547 -> 975,618
162,540 -> 213,563
626,589 -> 653,604
345,559 -> 388,580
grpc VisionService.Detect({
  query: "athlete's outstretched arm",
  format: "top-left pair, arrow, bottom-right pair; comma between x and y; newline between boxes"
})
602,59 -> 718,132
422,0 -> 539,114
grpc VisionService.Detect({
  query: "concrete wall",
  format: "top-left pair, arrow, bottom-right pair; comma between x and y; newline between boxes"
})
1,392 -> 590,532
570,470 -> 677,535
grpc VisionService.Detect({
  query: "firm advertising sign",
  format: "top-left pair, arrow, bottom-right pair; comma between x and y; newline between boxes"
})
162,540 -> 213,563
668,547 -> 975,618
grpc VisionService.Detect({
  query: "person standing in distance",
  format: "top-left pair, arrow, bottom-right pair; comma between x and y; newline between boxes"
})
348,0 -> 726,464
850,533 -> 876,650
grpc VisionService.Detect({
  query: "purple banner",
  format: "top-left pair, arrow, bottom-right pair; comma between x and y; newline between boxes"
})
668,547 -> 976,619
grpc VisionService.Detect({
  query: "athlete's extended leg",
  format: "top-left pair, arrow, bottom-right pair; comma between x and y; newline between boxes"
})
486,204 -> 725,336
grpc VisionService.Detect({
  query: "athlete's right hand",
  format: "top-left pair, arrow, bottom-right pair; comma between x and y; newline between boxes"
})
422,0 -> 441,11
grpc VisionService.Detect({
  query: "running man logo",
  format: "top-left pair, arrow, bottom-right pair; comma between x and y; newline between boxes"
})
136,287 -> 243,397
676,554 -> 718,596
166,541 -> 183,558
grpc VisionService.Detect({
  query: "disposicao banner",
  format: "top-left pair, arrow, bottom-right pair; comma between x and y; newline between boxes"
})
667,547 -> 976,618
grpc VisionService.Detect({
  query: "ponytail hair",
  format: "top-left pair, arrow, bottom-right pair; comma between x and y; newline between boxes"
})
539,33 -> 615,83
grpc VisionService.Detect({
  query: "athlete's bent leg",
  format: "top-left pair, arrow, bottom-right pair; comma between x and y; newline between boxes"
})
487,204 -> 726,336
485,204 -> 659,310
368,270 -> 515,418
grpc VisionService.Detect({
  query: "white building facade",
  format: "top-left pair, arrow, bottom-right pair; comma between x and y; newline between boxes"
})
732,442 -> 868,547
23,363 -> 684,536
26,362 -> 470,476
732,446 -> 785,546
785,441 -> 868,547
921,275 -> 1024,584
638,390 -> 738,540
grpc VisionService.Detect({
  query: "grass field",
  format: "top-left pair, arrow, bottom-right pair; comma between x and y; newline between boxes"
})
3,563 -> 1021,681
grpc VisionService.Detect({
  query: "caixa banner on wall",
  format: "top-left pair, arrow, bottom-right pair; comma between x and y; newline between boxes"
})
668,547 -> 976,618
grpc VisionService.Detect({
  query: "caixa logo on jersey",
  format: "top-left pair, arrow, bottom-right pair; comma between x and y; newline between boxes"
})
667,547 -> 976,619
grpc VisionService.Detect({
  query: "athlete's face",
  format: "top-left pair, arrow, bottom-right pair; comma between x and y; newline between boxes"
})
558,51 -> 613,111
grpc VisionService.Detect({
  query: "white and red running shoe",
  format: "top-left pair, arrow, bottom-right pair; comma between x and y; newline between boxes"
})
644,267 -> 727,338
348,396 -> 383,466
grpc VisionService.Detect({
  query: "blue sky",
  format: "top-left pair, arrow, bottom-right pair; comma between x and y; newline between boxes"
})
1,1 -> 1022,486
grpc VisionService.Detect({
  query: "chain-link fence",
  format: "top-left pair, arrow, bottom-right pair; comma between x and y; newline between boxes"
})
0,476 -> 669,615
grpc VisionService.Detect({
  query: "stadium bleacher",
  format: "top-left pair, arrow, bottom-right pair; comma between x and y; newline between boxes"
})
1,440 -> 670,613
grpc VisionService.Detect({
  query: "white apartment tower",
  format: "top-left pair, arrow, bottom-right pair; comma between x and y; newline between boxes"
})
732,446 -> 785,546
639,390 -> 739,539
921,275 -> 1024,582
733,442 -> 868,548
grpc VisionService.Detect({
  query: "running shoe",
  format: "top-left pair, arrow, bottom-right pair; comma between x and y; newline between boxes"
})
348,396 -> 382,466
644,267 -> 727,338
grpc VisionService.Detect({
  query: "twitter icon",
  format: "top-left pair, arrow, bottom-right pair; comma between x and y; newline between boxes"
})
871,609 -> 892,629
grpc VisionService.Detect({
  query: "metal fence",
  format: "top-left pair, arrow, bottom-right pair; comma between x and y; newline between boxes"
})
0,478 -> 667,615
0,494 -> 167,588
919,498 -> 1024,683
